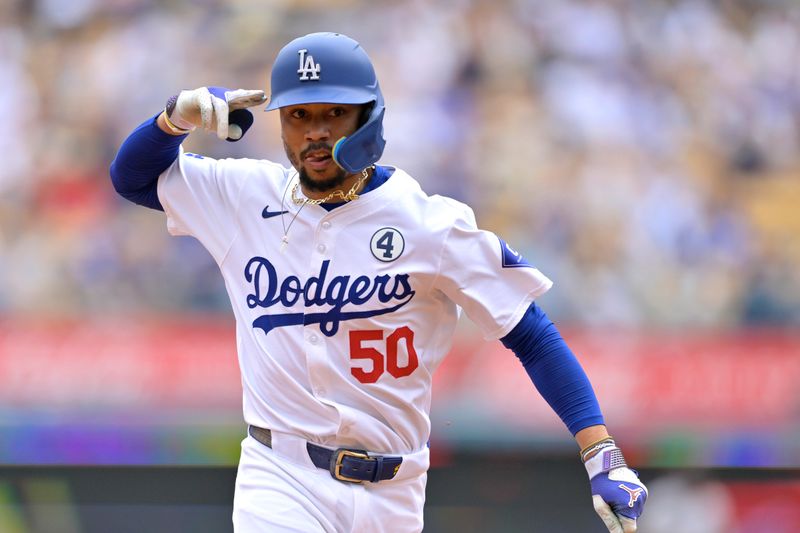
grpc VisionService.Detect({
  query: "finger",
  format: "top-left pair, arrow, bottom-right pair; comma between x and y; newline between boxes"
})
197,89 -> 214,131
227,89 -> 266,108
211,94 -> 229,140
226,89 -> 267,110
620,516 -> 638,533
593,495 -> 624,533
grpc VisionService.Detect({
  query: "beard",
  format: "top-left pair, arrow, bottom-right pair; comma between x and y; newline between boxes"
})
298,165 -> 348,192
284,139 -> 350,193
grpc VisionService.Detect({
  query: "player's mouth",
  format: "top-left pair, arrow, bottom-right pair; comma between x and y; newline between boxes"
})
304,150 -> 333,172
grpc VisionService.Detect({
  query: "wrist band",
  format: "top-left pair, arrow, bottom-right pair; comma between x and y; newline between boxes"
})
584,446 -> 627,479
580,435 -> 614,456
162,110 -> 191,134
580,436 -> 615,462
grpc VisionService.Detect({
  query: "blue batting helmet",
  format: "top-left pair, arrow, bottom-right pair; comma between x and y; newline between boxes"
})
265,32 -> 386,173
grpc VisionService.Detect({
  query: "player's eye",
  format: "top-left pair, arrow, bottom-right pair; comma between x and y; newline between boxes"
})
329,107 -> 346,118
290,109 -> 307,119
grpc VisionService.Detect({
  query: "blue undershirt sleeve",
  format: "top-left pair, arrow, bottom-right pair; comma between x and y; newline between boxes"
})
500,302 -> 605,436
109,113 -> 189,211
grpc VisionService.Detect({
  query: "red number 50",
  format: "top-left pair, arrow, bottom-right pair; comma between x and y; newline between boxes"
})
349,327 -> 419,384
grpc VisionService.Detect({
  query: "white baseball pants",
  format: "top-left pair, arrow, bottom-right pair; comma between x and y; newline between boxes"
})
232,430 -> 429,532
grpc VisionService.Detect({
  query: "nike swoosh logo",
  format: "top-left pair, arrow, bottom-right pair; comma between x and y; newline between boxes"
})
262,205 -> 289,219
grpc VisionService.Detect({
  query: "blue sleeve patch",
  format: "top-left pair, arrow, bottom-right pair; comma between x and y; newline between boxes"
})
184,152 -> 205,159
499,237 -> 532,268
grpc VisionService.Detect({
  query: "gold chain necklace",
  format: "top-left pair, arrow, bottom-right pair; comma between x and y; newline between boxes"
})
280,166 -> 374,252
290,166 -> 373,206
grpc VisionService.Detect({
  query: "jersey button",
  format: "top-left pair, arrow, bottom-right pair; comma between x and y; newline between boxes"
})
309,334 -> 319,344
322,221 -> 331,230
317,243 -> 326,253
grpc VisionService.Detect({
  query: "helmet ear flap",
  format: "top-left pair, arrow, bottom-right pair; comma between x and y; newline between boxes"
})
358,102 -> 375,127
332,106 -> 385,173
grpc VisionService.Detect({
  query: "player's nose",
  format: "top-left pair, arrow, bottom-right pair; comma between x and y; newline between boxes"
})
304,119 -> 331,141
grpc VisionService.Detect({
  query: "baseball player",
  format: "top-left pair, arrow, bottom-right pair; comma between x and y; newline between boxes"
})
110,32 -> 647,532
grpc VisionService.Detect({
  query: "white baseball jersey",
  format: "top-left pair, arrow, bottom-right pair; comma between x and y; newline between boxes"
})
157,149 -> 552,456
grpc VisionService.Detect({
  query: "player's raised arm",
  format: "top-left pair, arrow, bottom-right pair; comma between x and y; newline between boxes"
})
110,86 -> 264,210
500,303 -> 647,533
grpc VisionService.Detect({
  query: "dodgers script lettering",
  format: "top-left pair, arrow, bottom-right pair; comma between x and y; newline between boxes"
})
245,258 -> 415,336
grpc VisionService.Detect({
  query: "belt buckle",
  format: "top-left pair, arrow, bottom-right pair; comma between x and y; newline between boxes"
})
331,448 -> 370,484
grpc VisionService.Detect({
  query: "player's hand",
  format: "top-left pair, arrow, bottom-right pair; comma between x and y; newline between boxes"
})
583,440 -> 647,532
167,86 -> 266,140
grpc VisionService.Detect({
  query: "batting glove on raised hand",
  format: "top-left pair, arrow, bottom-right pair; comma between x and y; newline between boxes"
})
583,439 -> 648,533
165,86 -> 266,141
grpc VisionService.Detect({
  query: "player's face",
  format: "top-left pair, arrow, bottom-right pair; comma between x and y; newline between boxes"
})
280,103 -> 363,193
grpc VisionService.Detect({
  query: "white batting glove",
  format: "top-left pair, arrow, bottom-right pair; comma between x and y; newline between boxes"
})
166,86 -> 266,140
583,439 -> 648,533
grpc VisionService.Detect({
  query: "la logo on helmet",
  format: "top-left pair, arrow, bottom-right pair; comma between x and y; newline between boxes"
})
297,49 -> 321,81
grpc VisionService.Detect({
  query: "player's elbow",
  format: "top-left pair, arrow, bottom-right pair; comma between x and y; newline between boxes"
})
109,158 -> 124,195
109,158 -> 164,211
108,157 -> 134,198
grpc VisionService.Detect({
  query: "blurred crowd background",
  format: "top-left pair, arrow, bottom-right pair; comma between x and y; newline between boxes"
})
2,0 -> 799,327
3,0 -> 800,531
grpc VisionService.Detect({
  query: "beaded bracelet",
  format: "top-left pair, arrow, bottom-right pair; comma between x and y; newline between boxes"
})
580,436 -> 616,462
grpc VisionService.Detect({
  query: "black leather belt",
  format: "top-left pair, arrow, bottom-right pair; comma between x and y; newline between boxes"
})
248,426 -> 403,484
